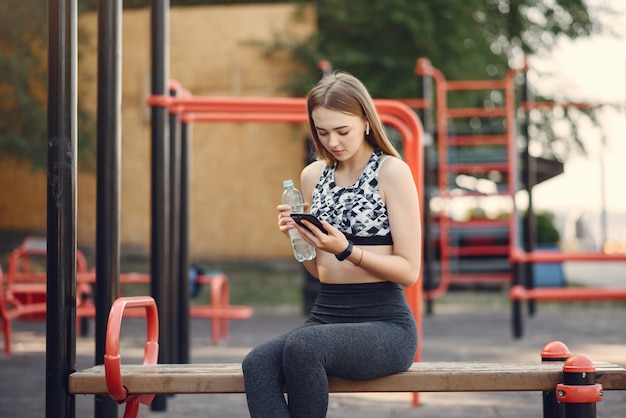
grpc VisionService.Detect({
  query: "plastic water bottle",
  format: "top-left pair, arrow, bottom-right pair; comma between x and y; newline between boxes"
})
282,179 -> 316,262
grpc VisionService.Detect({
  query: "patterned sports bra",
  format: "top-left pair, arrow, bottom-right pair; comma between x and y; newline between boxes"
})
310,149 -> 393,246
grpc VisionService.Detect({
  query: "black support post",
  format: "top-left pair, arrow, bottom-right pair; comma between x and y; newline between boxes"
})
94,0 -> 122,416
168,84 -> 181,365
46,0 -> 77,417
417,64 -> 436,315
521,68 -> 537,317
178,119 -> 191,364
150,0 -> 171,411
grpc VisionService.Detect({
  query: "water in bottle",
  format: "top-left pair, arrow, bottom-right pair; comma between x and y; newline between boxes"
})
282,179 -> 316,262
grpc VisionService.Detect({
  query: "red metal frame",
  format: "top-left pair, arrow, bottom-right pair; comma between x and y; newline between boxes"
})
415,58 -> 523,300
104,296 -> 159,418
148,88 -> 425,405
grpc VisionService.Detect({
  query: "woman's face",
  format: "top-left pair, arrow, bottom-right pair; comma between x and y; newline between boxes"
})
311,106 -> 367,161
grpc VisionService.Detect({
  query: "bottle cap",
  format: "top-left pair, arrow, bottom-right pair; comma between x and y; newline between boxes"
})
283,179 -> 294,189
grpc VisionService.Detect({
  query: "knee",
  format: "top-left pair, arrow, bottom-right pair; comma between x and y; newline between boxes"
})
242,346 -> 265,377
282,332 -> 321,368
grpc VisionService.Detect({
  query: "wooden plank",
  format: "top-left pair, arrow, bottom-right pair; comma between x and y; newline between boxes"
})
69,362 -> 626,395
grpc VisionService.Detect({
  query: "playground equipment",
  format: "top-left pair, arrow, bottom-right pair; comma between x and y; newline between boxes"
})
0,236 -> 252,355
46,1 -> 424,415
415,58 -> 521,309
415,57 -> 626,336
69,295 -> 626,418
44,0 -> 623,414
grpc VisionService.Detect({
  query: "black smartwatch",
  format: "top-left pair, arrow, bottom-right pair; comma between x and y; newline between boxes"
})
335,241 -> 354,261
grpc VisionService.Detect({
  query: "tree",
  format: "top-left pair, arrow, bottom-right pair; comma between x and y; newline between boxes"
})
278,0 -> 616,159
3,0 -> 618,167
0,0 -> 95,172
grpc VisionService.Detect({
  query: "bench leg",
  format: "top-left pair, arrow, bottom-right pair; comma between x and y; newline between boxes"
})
1,315 -> 11,355
209,277 -> 224,344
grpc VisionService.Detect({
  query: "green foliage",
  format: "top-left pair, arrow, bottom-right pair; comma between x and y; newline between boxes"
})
0,0 -> 95,172
3,0 -> 616,169
279,0 -> 599,98
523,210 -> 561,244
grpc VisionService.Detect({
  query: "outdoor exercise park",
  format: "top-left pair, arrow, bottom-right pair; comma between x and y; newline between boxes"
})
1,2 -> 626,418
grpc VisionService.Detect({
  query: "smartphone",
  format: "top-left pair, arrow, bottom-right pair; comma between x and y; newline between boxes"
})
290,213 -> 328,234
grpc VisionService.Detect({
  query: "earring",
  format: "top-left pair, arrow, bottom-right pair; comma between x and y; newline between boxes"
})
365,122 -> 370,135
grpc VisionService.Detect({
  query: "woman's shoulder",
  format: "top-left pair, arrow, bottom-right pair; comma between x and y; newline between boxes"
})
378,155 -> 415,193
379,154 -> 411,177
301,160 -> 328,193
302,159 -> 328,179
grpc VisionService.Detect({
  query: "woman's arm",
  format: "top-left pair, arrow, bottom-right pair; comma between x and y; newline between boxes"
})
357,157 -> 421,286
294,157 -> 421,287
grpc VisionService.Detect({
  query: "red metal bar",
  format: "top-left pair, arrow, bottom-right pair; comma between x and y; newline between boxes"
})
510,285 -> 626,302
104,296 -> 159,417
446,79 -> 508,91
510,247 -> 626,263
147,90 -> 425,405
448,134 -> 508,146
446,107 -> 508,119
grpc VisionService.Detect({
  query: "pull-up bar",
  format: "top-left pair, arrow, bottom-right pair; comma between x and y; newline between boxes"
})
146,88 -> 425,406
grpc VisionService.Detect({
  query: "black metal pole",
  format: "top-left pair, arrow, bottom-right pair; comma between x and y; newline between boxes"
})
46,0 -> 77,417
94,0 -> 122,416
511,260 -> 524,338
559,355 -> 601,418
521,68 -> 537,317
178,120 -> 191,364
168,84 -> 181,365
417,65 -> 436,316
541,341 -> 570,418
150,0 -> 170,411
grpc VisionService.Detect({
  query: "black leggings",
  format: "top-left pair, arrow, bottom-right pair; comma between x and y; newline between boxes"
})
242,281 -> 418,418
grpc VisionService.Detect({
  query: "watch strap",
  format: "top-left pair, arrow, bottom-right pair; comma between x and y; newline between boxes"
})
335,241 -> 354,261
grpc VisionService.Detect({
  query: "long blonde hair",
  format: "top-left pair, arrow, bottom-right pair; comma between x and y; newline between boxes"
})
306,71 -> 401,165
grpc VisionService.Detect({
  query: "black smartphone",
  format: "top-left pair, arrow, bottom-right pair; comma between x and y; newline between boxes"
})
290,213 -> 328,234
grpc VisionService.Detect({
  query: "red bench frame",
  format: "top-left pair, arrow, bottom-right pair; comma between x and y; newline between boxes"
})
1,237 -> 253,355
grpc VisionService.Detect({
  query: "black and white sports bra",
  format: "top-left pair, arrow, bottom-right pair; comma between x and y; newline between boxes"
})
310,149 -> 393,246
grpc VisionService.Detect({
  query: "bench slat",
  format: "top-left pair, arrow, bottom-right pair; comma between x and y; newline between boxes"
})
69,362 -> 626,395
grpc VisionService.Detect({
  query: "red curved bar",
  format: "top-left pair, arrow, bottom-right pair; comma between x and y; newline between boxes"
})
159,91 -> 424,405
104,296 -> 159,411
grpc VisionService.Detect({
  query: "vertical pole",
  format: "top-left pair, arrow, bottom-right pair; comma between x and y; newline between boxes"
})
521,65 -> 537,317
541,341 -> 570,418
178,119 -> 191,364
94,0 -> 122,416
150,0 -> 170,411
46,0 -> 77,416
557,354 -> 603,418
417,62 -> 436,316
511,260 -> 524,338
168,83 -> 181,365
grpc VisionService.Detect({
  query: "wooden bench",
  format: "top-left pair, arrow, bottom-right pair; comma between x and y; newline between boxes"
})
68,296 -> 626,418
69,361 -> 626,395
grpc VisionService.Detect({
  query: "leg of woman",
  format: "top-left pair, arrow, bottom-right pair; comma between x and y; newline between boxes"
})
242,333 -> 290,418
282,320 -> 417,418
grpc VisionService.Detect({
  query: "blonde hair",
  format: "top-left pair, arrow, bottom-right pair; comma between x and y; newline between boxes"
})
306,71 -> 400,164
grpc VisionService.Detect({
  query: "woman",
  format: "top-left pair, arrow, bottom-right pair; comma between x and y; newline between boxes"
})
242,71 -> 421,418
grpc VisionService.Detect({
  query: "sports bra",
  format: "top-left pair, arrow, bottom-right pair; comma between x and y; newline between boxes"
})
310,149 -> 393,246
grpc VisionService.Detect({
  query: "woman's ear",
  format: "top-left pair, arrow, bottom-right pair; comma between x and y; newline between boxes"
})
365,121 -> 370,135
